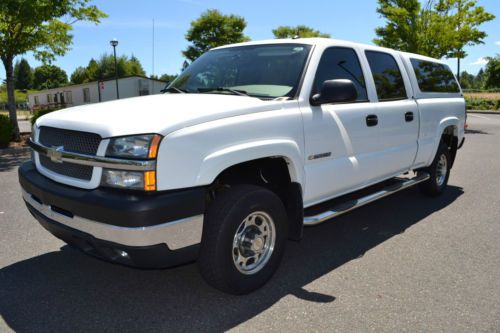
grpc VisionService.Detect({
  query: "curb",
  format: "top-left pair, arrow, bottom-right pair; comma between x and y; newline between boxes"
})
0,146 -> 30,155
467,110 -> 500,115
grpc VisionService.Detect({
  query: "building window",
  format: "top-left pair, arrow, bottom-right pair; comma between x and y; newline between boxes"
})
34,96 -> 39,105
83,88 -> 90,103
47,94 -> 53,104
65,91 -> 73,104
139,80 -> 150,96
54,94 -> 58,103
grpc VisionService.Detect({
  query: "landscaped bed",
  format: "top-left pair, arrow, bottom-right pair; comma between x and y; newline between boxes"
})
464,91 -> 500,111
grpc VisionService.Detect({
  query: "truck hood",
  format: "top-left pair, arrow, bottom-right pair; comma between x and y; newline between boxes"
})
36,94 -> 284,138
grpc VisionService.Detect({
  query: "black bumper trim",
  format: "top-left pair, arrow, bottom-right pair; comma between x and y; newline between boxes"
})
27,203 -> 198,268
19,161 -> 206,228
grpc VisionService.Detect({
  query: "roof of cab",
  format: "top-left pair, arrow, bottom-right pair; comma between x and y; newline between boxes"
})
213,37 -> 445,64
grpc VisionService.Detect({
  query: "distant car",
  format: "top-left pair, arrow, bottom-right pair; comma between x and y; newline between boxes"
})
19,38 -> 465,294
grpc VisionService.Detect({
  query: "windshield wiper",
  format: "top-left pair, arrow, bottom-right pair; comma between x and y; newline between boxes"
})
161,86 -> 187,94
198,87 -> 249,97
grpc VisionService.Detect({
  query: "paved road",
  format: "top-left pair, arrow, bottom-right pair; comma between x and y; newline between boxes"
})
1,115 -> 499,332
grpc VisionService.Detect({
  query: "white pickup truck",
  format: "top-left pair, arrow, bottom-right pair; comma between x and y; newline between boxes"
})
19,38 -> 466,294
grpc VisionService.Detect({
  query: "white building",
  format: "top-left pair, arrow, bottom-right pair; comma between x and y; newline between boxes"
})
28,76 -> 167,110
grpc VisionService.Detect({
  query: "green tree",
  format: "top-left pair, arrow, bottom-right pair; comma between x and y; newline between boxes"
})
0,0 -> 106,139
473,68 -> 486,89
33,64 -> 68,90
14,58 -> 33,89
70,54 -> 146,83
86,58 -> 99,81
459,70 -> 475,89
374,0 -> 494,77
70,66 -> 89,84
484,55 -> 500,89
435,0 -> 496,79
128,55 -> 145,76
182,9 -> 249,62
272,25 -> 330,39
159,74 -> 177,82
374,0 -> 423,54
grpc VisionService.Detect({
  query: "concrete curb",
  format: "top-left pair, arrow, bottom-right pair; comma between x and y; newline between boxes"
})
467,110 -> 500,115
0,146 -> 30,156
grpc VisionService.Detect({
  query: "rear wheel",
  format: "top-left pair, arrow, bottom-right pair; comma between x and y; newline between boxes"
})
198,185 -> 288,295
419,141 -> 451,196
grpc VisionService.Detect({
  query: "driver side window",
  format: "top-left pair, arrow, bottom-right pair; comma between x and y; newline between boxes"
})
313,47 -> 368,102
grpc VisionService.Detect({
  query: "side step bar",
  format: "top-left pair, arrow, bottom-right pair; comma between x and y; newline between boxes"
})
303,172 -> 430,226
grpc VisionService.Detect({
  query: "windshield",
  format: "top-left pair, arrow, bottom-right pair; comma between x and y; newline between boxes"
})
168,44 -> 312,99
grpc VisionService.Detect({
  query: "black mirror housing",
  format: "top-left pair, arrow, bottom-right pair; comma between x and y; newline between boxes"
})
310,79 -> 358,106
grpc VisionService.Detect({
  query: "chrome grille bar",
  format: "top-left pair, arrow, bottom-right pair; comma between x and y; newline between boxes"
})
29,139 -> 156,171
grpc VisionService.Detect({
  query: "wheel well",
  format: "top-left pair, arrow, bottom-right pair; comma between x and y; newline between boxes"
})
214,157 -> 292,188
441,126 -> 458,168
210,157 -> 304,241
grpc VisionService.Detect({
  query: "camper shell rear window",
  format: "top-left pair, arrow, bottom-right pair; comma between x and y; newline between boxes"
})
410,59 -> 460,93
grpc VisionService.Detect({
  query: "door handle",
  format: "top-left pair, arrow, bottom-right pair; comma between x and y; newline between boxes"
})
405,112 -> 414,122
366,114 -> 378,127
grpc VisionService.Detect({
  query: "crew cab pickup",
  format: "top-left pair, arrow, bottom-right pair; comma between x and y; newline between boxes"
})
19,38 -> 466,294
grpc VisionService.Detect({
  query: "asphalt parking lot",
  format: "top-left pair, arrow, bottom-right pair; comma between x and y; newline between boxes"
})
0,114 -> 499,332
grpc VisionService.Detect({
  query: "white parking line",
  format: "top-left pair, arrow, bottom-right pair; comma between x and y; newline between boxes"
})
468,114 -> 500,125
468,114 -> 491,120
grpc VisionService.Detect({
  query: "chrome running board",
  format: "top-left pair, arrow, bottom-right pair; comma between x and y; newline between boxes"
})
303,172 -> 430,226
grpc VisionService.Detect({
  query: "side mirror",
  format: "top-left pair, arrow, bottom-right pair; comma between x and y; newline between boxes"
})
310,79 -> 358,106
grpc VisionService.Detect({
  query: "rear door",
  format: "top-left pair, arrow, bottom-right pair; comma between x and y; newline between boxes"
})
363,50 -> 419,178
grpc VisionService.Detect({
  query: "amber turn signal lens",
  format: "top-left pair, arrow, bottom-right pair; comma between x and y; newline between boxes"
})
144,171 -> 156,191
148,135 -> 162,159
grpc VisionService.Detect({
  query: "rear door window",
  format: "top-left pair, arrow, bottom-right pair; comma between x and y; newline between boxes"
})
365,51 -> 407,101
313,47 -> 368,102
410,59 -> 460,93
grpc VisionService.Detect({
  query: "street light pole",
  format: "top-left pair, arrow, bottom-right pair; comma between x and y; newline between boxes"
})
110,38 -> 120,99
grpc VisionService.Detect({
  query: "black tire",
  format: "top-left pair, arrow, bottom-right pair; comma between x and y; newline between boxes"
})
418,141 -> 451,197
198,184 -> 288,295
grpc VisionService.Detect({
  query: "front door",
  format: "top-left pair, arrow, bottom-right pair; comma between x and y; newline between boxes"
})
301,47 -> 381,206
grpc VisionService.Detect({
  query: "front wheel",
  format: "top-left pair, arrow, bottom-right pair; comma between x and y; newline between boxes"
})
198,185 -> 288,295
418,141 -> 451,196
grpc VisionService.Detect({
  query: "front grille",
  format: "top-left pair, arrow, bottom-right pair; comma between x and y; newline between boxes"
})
37,126 -> 101,181
39,126 -> 101,155
39,155 -> 94,181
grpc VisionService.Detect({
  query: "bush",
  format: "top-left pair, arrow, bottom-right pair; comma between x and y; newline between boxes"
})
465,97 -> 500,111
31,108 -> 59,126
0,114 -> 13,147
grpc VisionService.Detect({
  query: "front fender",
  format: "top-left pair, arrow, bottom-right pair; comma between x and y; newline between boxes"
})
196,139 -> 304,187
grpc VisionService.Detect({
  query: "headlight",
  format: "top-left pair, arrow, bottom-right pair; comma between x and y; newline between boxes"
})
106,134 -> 162,159
102,134 -> 161,191
101,169 -> 156,191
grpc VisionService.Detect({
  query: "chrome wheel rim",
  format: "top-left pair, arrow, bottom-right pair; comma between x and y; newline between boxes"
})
232,211 -> 276,275
436,154 -> 448,186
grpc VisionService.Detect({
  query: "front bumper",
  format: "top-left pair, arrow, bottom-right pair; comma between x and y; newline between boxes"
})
19,161 -> 206,268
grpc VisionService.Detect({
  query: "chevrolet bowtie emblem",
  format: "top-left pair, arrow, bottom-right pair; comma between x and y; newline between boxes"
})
47,146 -> 64,163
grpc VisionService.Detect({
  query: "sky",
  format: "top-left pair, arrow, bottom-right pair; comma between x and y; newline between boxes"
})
1,0 -> 499,81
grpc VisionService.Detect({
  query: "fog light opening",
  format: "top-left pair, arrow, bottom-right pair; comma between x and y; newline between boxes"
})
116,250 -> 129,259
